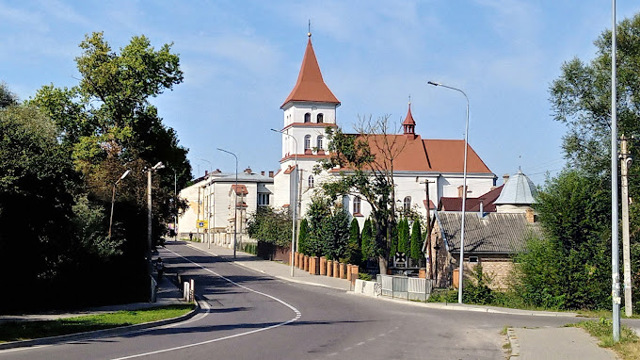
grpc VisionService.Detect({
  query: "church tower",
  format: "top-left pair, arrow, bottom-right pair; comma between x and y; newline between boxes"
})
279,32 -> 340,167
274,32 -> 340,212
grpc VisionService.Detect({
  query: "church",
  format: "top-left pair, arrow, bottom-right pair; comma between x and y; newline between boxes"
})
177,33 -> 498,246
272,33 -> 497,230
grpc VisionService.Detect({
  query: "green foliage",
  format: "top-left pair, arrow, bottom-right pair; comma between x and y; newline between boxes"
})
242,242 -> 258,255
321,207 -> 351,261
298,218 -> 309,255
397,217 -> 409,254
246,206 -> 292,248
361,218 -> 374,262
305,195 -> 332,256
410,219 -> 424,262
463,264 -> 495,305
346,218 -> 361,265
513,170 -> 611,310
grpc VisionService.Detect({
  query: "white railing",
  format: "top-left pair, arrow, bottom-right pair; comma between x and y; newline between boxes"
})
377,274 -> 434,301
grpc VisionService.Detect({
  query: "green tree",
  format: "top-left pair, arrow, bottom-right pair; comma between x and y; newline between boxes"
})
397,217 -> 409,254
246,206 -> 292,248
0,102 -> 78,310
514,170 -> 611,310
410,219 -> 424,264
316,116 -> 408,274
346,218 -> 361,265
30,32 -> 191,249
361,218 -> 374,264
305,195 -> 332,256
298,218 -> 309,255
321,207 -> 351,261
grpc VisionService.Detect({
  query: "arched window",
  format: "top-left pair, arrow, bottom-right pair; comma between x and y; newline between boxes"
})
316,135 -> 323,150
308,175 -> 314,188
353,196 -> 361,214
304,113 -> 311,123
403,196 -> 411,211
304,135 -> 311,150
317,113 -> 324,123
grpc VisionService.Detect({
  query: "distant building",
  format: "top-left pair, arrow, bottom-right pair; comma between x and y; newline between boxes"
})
429,169 -> 540,289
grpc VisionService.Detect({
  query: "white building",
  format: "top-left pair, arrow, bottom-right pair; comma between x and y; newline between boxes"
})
177,168 -> 274,247
273,34 -> 497,229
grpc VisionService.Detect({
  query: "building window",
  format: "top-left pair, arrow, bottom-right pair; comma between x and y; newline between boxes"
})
353,196 -> 361,214
316,135 -> 323,150
469,256 -> 479,263
304,135 -> 311,150
258,193 -> 270,206
403,196 -> 411,211
304,112 -> 311,123
308,175 -> 314,188
317,113 -> 324,123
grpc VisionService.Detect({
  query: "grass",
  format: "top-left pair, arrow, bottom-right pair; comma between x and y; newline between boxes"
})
570,318 -> 640,359
0,304 -> 194,343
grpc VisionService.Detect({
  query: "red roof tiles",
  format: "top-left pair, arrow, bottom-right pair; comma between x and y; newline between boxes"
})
281,38 -> 340,108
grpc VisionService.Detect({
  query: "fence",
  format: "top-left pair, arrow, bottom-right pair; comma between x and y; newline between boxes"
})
376,274 -> 435,301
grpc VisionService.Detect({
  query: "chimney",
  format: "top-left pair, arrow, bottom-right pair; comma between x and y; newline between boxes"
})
205,170 -> 208,176
525,208 -> 536,223
503,173 -> 510,184
269,171 -> 274,178
457,185 -> 467,198
261,171 -> 265,176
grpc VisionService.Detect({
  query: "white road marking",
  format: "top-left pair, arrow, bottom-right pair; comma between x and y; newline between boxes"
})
109,247 -> 301,360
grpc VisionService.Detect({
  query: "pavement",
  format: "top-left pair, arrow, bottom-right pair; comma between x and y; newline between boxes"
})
0,240 -> 629,359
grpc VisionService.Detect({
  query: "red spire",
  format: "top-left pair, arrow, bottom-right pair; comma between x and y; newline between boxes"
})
281,37 -> 340,108
403,102 -> 416,137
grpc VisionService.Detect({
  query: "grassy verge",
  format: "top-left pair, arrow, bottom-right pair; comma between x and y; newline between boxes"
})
0,304 -> 194,343
570,318 -> 640,359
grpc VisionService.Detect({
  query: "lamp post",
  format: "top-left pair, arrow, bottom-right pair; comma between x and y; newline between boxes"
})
271,128 -> 298,277
610,0 -> 621,342
147,161 -> 165,295
428,80 -> 469,304
109,169 -> 131,240
217,148 -> 238,259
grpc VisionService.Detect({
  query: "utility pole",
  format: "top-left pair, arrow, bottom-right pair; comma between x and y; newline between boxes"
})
421,180 -> 434,279
621,135 -> 633,317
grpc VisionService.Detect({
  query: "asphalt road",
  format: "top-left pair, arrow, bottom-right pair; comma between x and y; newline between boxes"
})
0,243 -> 581,360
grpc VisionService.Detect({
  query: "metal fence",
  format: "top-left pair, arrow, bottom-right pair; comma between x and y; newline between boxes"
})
376,274 -> 434,301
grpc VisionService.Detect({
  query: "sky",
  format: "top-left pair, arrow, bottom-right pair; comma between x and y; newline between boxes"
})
2,1 -> 640,187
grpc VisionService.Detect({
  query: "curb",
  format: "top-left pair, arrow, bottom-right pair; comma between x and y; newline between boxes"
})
184,243 -> 352,292
0,301 -> 200,350
506,328 -> 520,358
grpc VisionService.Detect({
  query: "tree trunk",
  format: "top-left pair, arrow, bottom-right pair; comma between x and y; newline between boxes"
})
378,255 -> 388,275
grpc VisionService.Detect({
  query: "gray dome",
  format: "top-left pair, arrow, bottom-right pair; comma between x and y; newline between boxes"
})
494,169 -> 537,205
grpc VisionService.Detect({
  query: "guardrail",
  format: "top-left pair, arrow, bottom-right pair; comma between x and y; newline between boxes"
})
376,274 -> 434,301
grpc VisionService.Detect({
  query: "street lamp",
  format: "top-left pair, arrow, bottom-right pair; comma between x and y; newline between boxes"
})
610,0 -> 621,341
109,169 -> 130,240
217,148 -> 238,259
147,161 -> 165,294
428,80 -> 469,304
271,128 -> 298,277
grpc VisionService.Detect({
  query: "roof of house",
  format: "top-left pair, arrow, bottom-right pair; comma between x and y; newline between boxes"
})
494,169 -> 537,205
335,133 -> 493,174
230,184 -> 249,195
281,36 -> 340,108
436,211 -> 541,255
439,185 -> 504,212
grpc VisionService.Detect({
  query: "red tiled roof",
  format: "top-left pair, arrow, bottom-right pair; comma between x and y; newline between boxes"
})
439,185 -> 504,212
402,104 -> 416,126
422,200 -> 436,210
335,134 -> 493,174
231,184 -> 248,195
281,38 -> 340,108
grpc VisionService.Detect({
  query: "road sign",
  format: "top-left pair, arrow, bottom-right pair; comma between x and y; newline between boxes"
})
197,220 -> 208,228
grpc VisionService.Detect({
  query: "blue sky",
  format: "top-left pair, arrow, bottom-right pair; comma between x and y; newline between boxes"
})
2,1 -> 639,186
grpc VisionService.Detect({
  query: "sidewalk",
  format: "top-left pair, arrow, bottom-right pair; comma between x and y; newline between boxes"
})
183,241 -> 621,360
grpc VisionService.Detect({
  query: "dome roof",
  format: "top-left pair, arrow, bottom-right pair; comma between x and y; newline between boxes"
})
494,169 -> 537,205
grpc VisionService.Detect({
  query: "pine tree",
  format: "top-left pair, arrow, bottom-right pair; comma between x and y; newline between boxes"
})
410,220 -> 424,263
298,218 -> 309,255
398,218 -> 410,254
361,218 -> 373,262
348,218 -> 361,265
